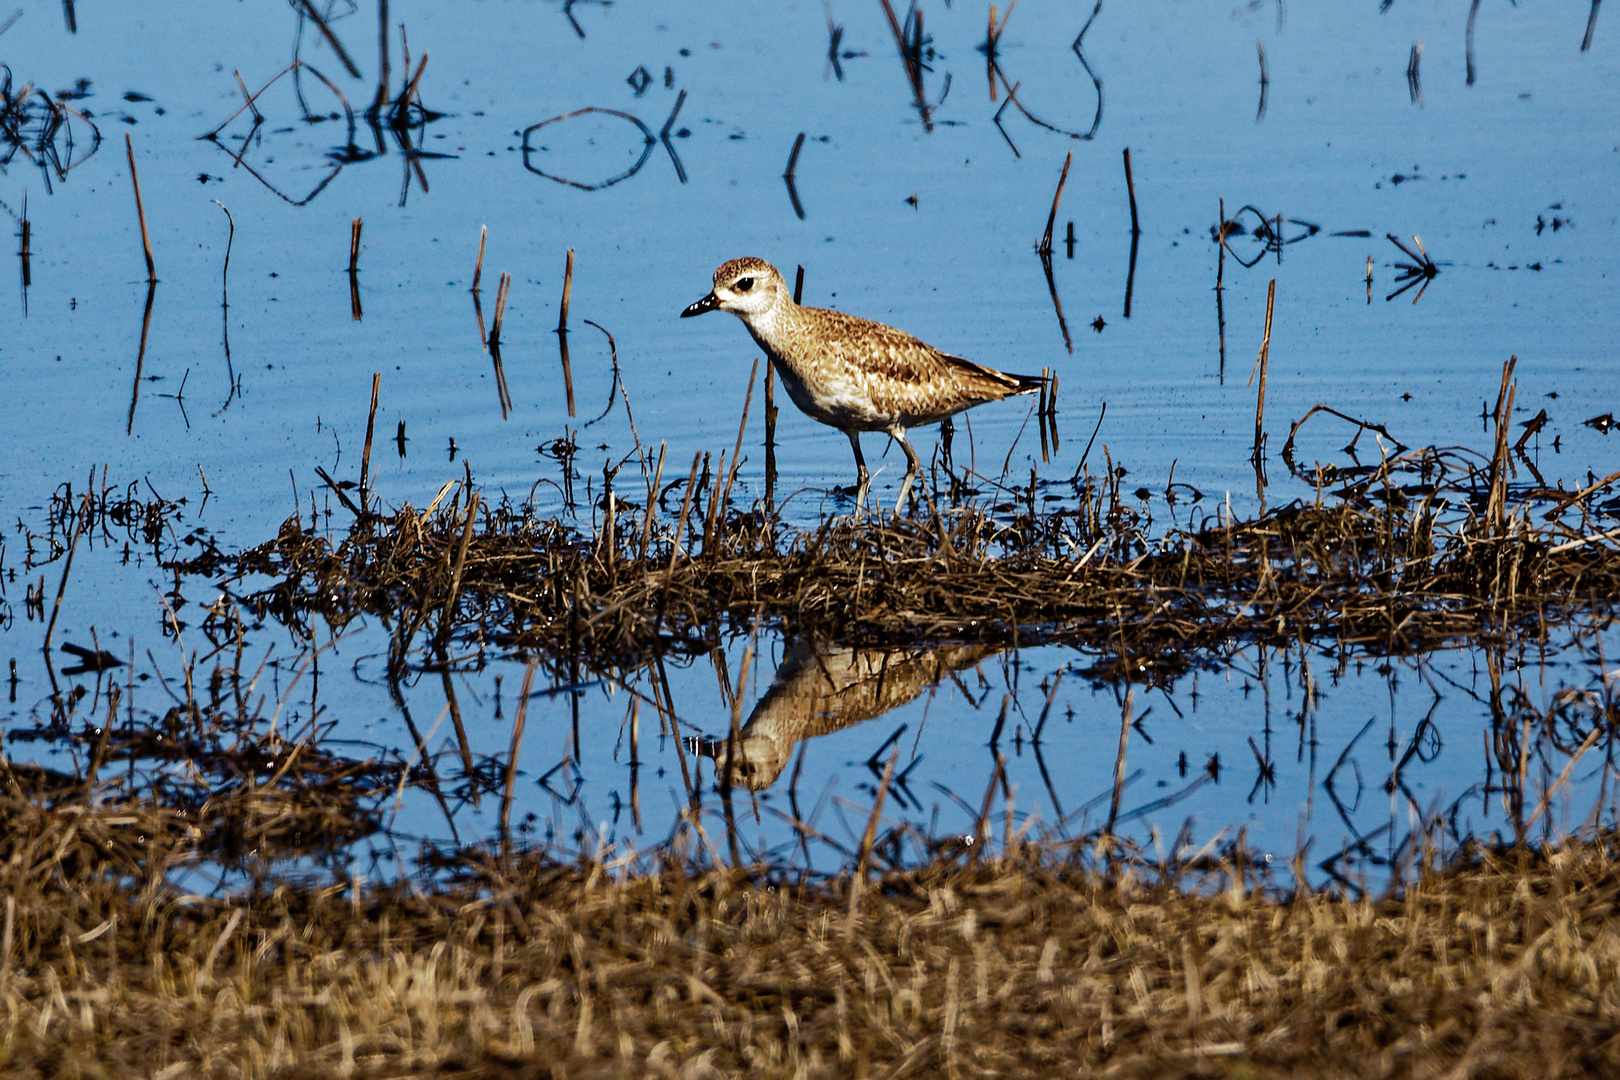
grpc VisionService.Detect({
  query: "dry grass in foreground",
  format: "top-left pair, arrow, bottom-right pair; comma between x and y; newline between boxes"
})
2,790 -> 1618,1078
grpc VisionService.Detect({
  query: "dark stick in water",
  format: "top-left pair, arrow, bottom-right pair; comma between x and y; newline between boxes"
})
360,372 -> 381,509
1123,149 -> 1140,318
125,134 -> 156,283
501,659 -> 539,845
1251,279 -> 1275,460
211,200 -> 236,401
348,218 -> 362,321
1039,150 -> 1073,256
557,249 -> 576,416
1466,0 -> 1481,82
1216,197 -> 1228,381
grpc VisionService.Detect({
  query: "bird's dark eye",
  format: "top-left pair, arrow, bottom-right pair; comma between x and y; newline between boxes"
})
734,277 -> 754,292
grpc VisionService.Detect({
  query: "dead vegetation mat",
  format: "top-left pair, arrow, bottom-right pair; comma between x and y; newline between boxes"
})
199,488 -> 1620,672
2,790 -> 1620,1078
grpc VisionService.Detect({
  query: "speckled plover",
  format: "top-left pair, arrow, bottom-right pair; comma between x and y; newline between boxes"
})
680,257 -> 1044,510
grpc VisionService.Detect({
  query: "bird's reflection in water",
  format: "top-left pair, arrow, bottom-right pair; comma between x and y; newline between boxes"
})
687,641 -> 999,790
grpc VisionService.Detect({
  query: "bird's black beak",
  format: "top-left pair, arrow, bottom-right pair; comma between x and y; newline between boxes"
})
680,292 -> 720,318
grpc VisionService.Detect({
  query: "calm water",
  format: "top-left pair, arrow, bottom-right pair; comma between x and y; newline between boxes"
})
2,0 -> 1617,884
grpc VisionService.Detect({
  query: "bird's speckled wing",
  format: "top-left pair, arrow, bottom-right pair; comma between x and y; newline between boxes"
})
781,307 -> 1036,429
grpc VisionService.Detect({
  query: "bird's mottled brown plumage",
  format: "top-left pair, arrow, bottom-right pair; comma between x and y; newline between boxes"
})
681,257 -> 1044,509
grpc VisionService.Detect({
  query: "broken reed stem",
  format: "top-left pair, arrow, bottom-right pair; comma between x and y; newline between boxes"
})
401,52 -> 429,114
18,190 -> 29,288
124,134 -> 156,283
666,452 -> 703,573
439,493 -> 481,650
847,744 -> 901,938
558,249 -> 576,417
602,463 -> 617,572
703,452 -> 726,550
359,373 -> 381,509
1039,367 -> 1051,464
557,249 -> 575,334
348,218 -> 363,321
714,359 -> 759,548
1122,148 -> 1141,237
1467,0 -> 1482,81
1252,279 -> 1275,459
472,225 -> 487,293
84,687 -> 120,791
639,441 -> 666,561
1105,688 -> 1134,836
1486,355 -> 1519,535
501,659 -> 539,844
1047,370 -> 1060,452
1039,150 -> 1073,255
490,272 -> 512,345
42,492 -> 93,661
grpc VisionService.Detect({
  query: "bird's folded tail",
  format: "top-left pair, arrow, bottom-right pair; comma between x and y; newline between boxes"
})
1002,370 -> 1048,395
946,353 -> 1047,397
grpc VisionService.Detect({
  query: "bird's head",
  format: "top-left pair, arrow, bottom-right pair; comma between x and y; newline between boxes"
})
680,257 -> 788,323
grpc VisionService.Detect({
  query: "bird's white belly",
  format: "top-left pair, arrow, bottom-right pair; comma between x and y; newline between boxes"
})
772,360 -> 889,431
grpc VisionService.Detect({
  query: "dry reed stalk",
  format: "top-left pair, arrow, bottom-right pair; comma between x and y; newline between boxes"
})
1038,367 -> 1051,463
713,359 -> 759,548
1122,147 -> 1141,237
42,492 -> 92,660
489,271 -> 512,345
666,452 -> 703,572
123,134 -> 155,283
557,248 -> 575,333
501,659 -> 539,842
1106,688 -> 1134,835
17,191 -> 28,290
1216,197 -> 1229,376
83,687 -> 120,791
1485,356 -> 1518,535
601,461 -> 616,574
348,219 -> 363,321
1250,278 -> 1275,458
438,494 -> 480,650
1039,151 -> 1072,256
846,743 -> 900,938
472,225 -> 487,293
557,250 -> 576,416
639,441 -> 666,562
359,373 -> 381,509
701,451 -> 726,553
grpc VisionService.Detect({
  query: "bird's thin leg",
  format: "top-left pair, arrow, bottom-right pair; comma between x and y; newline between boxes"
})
892,429 -> 923,513
846,430 -> 870,510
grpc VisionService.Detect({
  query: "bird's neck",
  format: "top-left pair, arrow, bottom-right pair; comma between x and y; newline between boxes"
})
739,298 -> 794,344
